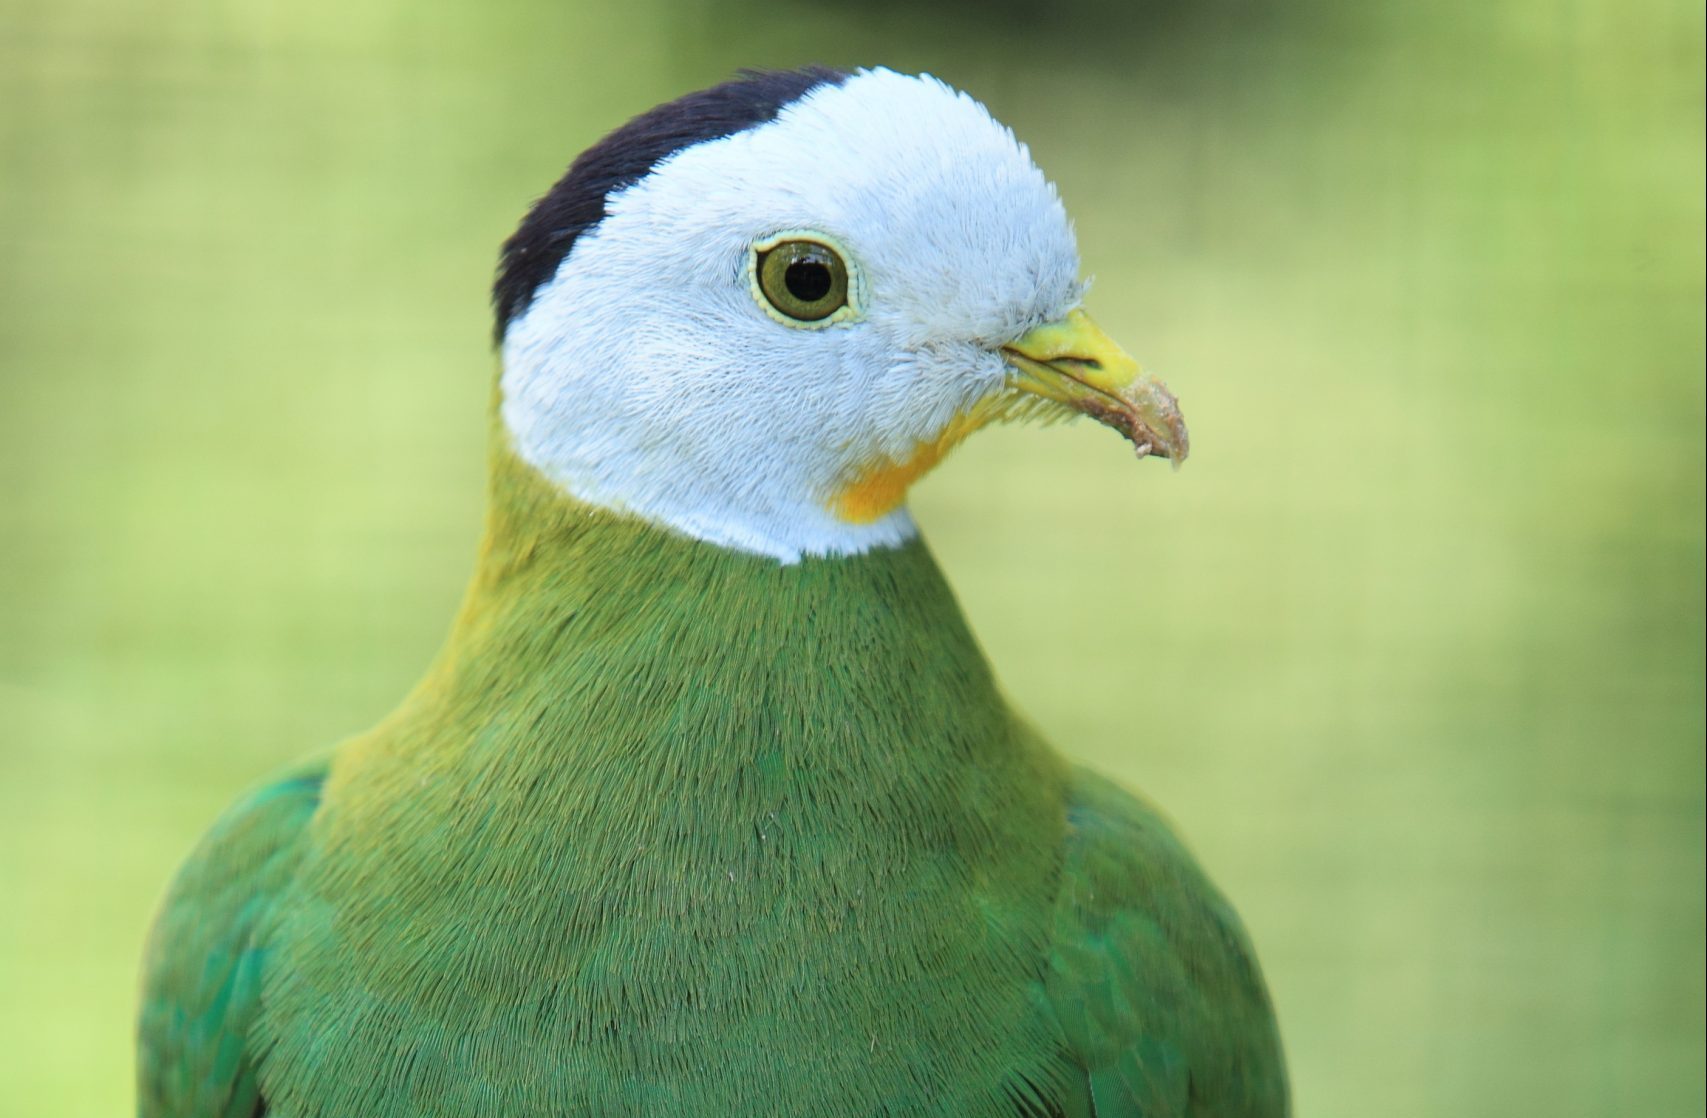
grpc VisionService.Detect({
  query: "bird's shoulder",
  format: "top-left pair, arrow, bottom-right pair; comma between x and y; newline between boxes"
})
1045,766 -> 1288,1117
138,757 -> 327,1118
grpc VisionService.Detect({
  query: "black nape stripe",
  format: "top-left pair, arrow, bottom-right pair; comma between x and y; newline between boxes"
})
492,66 -> 851,344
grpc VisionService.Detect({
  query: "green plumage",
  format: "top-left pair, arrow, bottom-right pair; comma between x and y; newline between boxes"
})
138,443 -> 1286,1116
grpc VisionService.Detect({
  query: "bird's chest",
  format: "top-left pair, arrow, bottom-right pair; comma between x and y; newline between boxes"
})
256,794 -> 1066,1118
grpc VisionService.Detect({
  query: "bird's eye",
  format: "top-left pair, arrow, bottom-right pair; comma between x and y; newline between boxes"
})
754,238 -> 851,324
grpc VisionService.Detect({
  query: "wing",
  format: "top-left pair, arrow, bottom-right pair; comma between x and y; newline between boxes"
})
138,760 -> 325,1118
1045,768 -> 1288,1118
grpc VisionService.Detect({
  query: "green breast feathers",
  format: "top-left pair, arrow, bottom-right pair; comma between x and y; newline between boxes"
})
139,68 -> 1285,1118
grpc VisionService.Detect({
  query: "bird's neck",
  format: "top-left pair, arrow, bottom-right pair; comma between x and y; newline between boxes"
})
328,443 -> 1045,843
295,446 -> 1067,1077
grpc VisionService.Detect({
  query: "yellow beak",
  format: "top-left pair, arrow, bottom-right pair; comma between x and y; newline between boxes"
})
1001,309 -> 1189,467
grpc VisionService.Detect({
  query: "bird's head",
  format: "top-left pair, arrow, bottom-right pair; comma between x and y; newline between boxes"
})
496,67 -> 1186,563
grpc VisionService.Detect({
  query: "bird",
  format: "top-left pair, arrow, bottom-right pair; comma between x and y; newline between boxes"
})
137,66 -> 1287,1118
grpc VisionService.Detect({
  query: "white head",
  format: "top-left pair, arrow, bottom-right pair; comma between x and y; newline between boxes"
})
498,68 -> 1183,563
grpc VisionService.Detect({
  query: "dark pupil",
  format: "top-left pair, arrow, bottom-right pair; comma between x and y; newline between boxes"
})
784,257 -> 833,303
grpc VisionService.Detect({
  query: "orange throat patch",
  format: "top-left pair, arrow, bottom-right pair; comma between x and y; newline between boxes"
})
831,409 -> 992,524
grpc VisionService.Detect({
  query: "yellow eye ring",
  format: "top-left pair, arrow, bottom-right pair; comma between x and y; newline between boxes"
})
750,233 -> 860,328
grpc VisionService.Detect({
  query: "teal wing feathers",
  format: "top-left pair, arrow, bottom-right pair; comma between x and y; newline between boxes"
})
138,761 -> 325,1118
1046,769 -> 1288,1118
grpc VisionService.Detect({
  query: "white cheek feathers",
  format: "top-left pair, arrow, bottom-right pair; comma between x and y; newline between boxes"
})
498,68 -> 1082,565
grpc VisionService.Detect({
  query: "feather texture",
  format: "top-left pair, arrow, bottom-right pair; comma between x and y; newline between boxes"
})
139,764 -> 325,1118
1048,771 -> 1288,1116
137,444 -> 1286,1116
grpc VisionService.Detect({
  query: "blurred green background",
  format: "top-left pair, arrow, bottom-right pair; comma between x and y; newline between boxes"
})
1,0 -> 1701,1114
